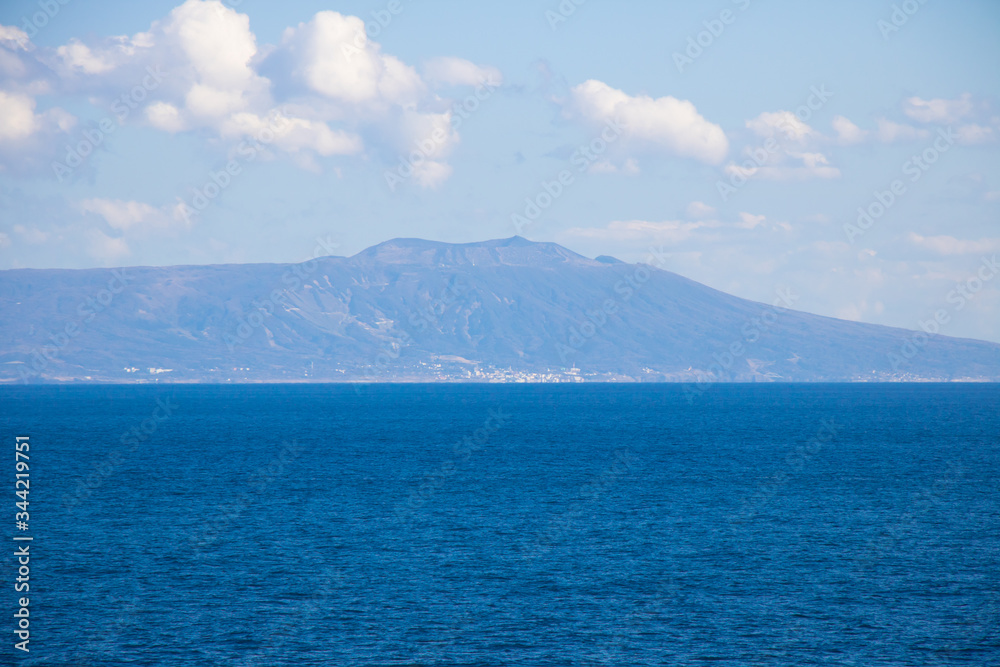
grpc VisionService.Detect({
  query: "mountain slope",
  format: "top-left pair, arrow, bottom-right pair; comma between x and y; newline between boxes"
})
2,237 -> 998,382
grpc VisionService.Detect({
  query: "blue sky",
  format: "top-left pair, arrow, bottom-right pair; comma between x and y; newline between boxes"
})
1,0 -> 998,342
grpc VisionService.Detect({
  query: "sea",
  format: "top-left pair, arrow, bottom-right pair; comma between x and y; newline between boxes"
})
1,383 -> 997,666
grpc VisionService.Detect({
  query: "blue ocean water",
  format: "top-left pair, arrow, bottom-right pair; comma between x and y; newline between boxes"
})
1,383 -> 998,666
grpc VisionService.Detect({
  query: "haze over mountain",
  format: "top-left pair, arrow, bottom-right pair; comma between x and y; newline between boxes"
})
2,237 -> 998,384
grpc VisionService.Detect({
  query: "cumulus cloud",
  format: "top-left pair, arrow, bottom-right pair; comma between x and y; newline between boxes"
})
876,118 -> 930,143
0,1 -> 503,187
124,0 -> 271,131
919,95 -> 1000,145
277,11 -> 424,108
0,89 -> 75,173
823,95 -> 997,148
55,39 -> 121,75
723,149 -> 839,181
832,115 -> 867,145
12,224 -> 48,244
746,111 -> 816,143
0,25 -> 30,51
219,110 -> 363,157
903,93 -> 973,124
737,212 -> 765,230
722,110 -> 839,181
686,201 -> 716,219
79,198 -> 175,231
423,57 -> 502,87
79,197 -> 196,239
566,79 -> 728,165
954,124 -> 996,145
0,90 -> 41,141
86,228 -> 131,262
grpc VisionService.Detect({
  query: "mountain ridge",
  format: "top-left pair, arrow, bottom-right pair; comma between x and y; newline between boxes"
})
2,237 -> 998,383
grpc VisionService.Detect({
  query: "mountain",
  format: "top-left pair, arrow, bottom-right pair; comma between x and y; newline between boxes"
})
2,236 -> 999,383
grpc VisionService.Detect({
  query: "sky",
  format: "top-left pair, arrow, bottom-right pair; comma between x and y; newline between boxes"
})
0,0 -> 998,343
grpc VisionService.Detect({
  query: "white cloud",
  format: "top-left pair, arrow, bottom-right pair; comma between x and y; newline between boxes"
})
955,124 -> 995,145
0,25 -> 30,51
0,89 -> 75,173
903,93 -> 973,124
86,228 -> 131,262
423,57 -> 502,87
411,160 -> 453,189
79,197 -> 197,234
164,1 -> 261,93
12,225 -> 48,244
0,90 -> 39,141
149,0 -> 270,128
219,110 -> 363,157
726,110 -> 839,180
80,198 -> 169,231
876,118 -> 930,143
723,151 -> 839,181
0,1 -> 490,187
587,157 -> 640,175
280,11 -> 423,107
145,101 -> 185,132
566,79 -> 728,165
737,212 -> 765,230
686,201 -> 716,219
0,231 -> 9,248
55,39 -> 119,75
907,232 -> 1000,255
832,115 -> 867,145
746,111 -> 816,143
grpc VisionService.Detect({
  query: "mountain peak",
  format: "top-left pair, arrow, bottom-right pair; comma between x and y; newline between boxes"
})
350,236 -> 595,267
